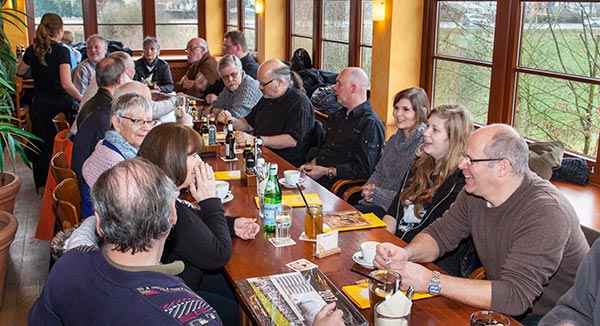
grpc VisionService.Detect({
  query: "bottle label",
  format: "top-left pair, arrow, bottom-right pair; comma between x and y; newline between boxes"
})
264,203 -> 281,226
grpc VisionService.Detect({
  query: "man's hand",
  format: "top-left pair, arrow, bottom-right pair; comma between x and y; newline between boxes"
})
205,93 -> 217,104
301,164 -> 328,180
193,74 -> 207,91
313,302 -> 344,326
233,218 -> 260,240
374,242 -> 409,270
361,183 -> 376,202
235,131 -> 254,147
218,110 -> 233,124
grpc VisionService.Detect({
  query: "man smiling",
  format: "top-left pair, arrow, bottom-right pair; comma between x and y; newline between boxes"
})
73,34 -> 108,95
374,124 -> 589,326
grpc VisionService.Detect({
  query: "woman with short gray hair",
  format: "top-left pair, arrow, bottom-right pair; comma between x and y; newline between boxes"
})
134,36 -> 174,92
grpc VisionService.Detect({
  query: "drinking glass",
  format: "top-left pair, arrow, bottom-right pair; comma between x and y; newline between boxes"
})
369,270 -> 400,307
470,311 -> 510,326
374,301 -> 410,326
304,205 -> 323,239
275,205 -> 293,241
256,178 -> 267,218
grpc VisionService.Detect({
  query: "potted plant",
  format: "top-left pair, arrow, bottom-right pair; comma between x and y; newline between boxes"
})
0,0 -> 41,306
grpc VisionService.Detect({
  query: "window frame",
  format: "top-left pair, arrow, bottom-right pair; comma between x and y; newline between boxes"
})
224,0 -> 257,52
287,0 -> 372,72
421,0 -> 600,182
26,0 -> 206,55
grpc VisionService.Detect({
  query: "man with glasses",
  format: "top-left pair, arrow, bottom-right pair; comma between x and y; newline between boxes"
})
374,124 -> 589,326
211,55 -> 261,121
222,30 -> 259,79
174,38 -> 218,99
221,59 -> 314,167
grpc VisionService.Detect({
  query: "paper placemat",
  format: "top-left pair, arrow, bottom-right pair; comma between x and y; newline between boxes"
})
214,170 -> 241,180
323,212 -> 386,232
342,283 -> 435,309
254,193 -> 323,208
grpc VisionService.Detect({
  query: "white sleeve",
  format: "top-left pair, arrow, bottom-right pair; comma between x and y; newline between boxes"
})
64,216 -> 99,251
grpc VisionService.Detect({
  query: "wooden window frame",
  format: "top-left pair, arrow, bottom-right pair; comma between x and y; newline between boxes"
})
224,0 -> 257,52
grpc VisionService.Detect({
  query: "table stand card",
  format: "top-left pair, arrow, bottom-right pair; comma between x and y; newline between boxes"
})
314,230 -> 341,258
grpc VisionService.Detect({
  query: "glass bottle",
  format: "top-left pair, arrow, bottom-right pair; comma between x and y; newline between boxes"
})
243,140 -> 255,175
208,117 -> 217,145
263,163 -> 281,232
225,120 -> 236,159
201,116 -> 209,145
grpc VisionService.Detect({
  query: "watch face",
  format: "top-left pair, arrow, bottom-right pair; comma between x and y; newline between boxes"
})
428,283 -> 441,294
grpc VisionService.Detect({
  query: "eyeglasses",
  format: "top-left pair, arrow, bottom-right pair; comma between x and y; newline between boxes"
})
185,45 -> 203,52
221,71 -> 240,80
461,151 -> 506,166
119,115 -> 159,127
222,43 -> 235,50
259,78 -> 275,87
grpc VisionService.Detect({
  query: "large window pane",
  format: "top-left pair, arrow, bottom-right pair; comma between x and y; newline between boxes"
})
244,0 -> 255,29
433,60 -> 491,124
156,26 -> 197,49
97,0 -> 142,24
361,46 -> 372,83
361,1 -> 373,45
245,28 -> 256,51
228,0 -> 238,26
323,42 -> 348,73
34,0 -> 84,41
292,37 -> 313,55
437,1 -> 496,62
293,0 -> 314,36
520,2 -> 600,77
98,25 -> 143,49
515,73 -> 600,157
323,0 -> 350,42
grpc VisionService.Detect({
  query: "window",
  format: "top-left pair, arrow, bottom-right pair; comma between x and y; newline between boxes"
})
288,0 -> 374,76
34,0 -> 84,43
29,0 -> 203,51
225,0 -> 257,51
424,0 -> 600,176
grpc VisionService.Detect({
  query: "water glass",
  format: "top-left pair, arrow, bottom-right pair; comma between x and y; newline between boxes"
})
369,270 -> 400,307
275,205 -> 293,240
374,301 -> 410,326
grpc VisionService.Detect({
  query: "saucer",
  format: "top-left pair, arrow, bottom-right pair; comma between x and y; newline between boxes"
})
352,251 -> 375,269
278,177 -> 305,189
221,193 -> 234,204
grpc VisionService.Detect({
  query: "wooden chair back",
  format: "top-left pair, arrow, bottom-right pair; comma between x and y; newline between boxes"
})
50,152 -> 76,184
52,178 -> 81,230
13,75 -> 31,132
52,112 -> 70,133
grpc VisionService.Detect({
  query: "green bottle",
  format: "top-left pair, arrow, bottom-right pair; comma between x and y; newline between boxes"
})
263,163 -> 281,232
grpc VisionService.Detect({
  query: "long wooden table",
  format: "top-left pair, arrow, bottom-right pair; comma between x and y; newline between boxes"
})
205,146 -> 521,325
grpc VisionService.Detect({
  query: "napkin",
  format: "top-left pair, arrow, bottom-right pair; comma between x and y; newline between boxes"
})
254,193 -> 323,208
375,291 -> 412,325
342,283 -> 434,309
214,170 -> 241,180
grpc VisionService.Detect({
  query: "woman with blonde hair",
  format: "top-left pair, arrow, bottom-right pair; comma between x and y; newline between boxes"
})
382,104 -> 476,276
18,13 -> 82,188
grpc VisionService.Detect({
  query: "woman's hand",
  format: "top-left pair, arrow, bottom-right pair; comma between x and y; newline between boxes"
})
361,183 -> 376,202
188,162 -> 216,202
234,217 -> 260,240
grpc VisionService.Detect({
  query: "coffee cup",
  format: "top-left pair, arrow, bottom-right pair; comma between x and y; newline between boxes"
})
215,180 -> 229,200
284,170 -> 301,185
360,241 -> 379,265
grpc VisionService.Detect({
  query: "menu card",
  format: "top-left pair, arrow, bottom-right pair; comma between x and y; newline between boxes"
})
322,211 -> 386,232
236,268 -> 367,326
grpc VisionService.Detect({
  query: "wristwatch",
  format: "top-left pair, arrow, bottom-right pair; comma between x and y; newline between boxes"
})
327,167 -> 334,180
428,270 -> 442,294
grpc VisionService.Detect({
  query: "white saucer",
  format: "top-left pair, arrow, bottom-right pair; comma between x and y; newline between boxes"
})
221,193 -> 234,204
278,177 -> 305,188
352,251 -> 375,269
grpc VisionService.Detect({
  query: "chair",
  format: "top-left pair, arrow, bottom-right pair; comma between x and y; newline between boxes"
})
52,178 -> 81,231
581,224 -> 600,247
468,267 -> 486,280
13,75 -> 31,132
330,178 -> 367,205
52,112 -> 70,132
50,151 -> 76,184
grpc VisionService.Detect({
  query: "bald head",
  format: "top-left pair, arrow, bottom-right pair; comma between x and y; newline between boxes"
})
341,67 -> 369,90
333,67 -> 369,110
114,81 -> 152,103
110,51 -> 135,79
257,59 -> 291,99
472,124 -> 529,176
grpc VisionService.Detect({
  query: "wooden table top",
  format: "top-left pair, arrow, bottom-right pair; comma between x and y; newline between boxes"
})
204,145 -> 521,326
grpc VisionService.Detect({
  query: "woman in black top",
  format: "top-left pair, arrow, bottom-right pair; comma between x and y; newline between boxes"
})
18,13 -> 82,188
383,105 -> 477,276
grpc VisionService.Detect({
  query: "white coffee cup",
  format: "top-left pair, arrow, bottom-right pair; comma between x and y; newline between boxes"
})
215,180 -> 229,200
360,241 -> 380,265
284,170 -> 301,185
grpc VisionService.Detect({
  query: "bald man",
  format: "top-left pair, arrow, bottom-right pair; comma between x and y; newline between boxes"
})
300,67 -> 385,189
221,59 -> 314,167
374,124 -> 588,326
174,37 -> 218,98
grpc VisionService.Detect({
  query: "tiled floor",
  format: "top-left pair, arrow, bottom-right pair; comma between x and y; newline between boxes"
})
0,159 -> 47,325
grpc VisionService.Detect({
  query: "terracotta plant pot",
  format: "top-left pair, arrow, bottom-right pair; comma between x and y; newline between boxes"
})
0,211 -> 18,307
0,172 -> 22,214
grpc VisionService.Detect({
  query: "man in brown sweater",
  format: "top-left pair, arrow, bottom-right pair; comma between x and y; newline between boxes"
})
174,37 -> 218,98
375,124 -> 589,326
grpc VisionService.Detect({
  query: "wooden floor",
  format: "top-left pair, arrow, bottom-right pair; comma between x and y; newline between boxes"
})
0,159 -> 47,325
